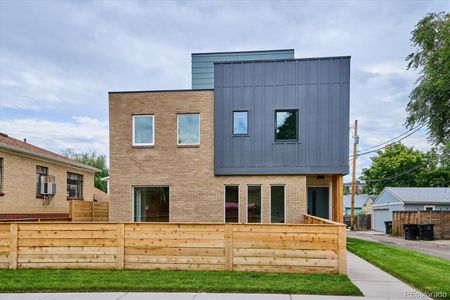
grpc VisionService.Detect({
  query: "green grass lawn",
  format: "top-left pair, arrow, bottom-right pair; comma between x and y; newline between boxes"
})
0,269 -> 361,295
347,238 -> 450,299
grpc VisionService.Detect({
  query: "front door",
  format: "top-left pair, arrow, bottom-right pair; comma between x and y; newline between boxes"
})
307,187 -> 329,219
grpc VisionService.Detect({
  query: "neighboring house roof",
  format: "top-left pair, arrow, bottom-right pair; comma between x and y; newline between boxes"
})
377,187 -> 450,205
93,188 -> 109,202
100,176 -> 109,182
343,194 -> 367,209
363,195 -> 376,207
0,132 -> 99,173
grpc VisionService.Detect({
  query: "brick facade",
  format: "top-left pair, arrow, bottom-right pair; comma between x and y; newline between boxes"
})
109,90 -> 338,223
0,150 -> 95,215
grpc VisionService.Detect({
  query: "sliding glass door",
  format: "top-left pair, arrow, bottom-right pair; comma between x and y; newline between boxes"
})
134,187 -> 169,222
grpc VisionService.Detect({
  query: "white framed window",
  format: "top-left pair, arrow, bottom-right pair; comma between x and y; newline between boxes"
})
424,205 -> 435,211
177,113 -> 200,145
132,115 -> 154,146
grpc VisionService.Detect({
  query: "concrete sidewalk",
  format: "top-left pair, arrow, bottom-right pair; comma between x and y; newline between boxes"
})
348,230 -> 450,260
0,293 -> 365,299
347,252 -> 431,299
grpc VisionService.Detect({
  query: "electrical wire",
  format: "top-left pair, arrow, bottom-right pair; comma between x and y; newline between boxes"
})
350,125 -> 424,157
357,125 -> 424,153
362,152 -> 448,183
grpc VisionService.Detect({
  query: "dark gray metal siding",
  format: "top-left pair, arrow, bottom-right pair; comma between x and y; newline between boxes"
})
192,50 -> 294,89
214,57 -> 350,175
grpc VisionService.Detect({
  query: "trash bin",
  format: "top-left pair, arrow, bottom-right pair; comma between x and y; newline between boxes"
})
384,221 -> 392,234
419,224 -> 435,241
403,224 -> 419,240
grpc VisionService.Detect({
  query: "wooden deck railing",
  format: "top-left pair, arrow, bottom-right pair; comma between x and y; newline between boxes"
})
0,221 -> 347,274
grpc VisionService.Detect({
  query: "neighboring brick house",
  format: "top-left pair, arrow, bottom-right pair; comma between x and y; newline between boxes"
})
0,132 -> 98,220
109,50 -> 350,223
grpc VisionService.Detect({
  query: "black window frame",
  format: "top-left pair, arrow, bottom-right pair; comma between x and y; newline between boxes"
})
133,186 -> 170,222
67,172 -> 83,199
274,109 -> 299,142
270,185 -> 285,224
247,185 -> 262,223
232,110 -> 249,136
225,185 -> 239,223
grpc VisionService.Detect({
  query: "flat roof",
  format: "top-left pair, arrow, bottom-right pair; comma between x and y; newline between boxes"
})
109,89 -> 213,95
191,49 -> 294,56
213,55 -> 351,64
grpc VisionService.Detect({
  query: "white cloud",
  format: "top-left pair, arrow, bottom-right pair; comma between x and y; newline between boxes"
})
0,117 -> 108,157
0,0 -> 445,181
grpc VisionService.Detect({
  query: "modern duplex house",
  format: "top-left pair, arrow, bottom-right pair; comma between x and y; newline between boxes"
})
109,49 -> 350,223
0,132 -> 98,220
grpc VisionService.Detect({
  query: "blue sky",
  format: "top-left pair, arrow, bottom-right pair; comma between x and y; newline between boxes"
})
0,0 -> 447,181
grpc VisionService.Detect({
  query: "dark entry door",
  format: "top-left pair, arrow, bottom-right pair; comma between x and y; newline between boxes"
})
307,187 -> 329,219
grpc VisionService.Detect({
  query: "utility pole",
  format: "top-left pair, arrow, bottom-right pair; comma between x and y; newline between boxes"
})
350,120 -> 359,229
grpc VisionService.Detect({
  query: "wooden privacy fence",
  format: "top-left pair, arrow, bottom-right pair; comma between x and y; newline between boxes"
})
69,200 -> 109,222
0,215 -> 346,274
392,211 -> 450,239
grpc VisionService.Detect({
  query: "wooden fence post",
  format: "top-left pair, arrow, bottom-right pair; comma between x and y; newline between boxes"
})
9,224 -> 18,269
337,225 -> 347,274
116,223 -> 125,270
224,224 -> 233,271
91,202 -> 95,221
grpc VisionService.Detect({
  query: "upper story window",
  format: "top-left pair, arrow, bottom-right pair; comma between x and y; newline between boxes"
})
132,115 -> 154,146
275,110 -> 298,141
233,111 -> 248,135
177,113 -> 200,145
36,165 -> 48,195
67,172 -> 83,199
0,158 -> 3,192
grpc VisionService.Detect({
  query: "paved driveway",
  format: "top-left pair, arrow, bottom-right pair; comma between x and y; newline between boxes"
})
347,230 -> 450,260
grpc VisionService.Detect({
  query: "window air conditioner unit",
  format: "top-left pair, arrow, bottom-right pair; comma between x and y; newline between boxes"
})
38,181 -> 56,195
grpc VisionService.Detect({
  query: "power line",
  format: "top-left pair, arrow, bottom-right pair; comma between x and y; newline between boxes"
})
357,125 -> 424,153
361,152 -> 448,183
350,125 -> 424,157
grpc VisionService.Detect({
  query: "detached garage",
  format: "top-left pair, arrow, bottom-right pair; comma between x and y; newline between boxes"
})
372,187 -> 450,232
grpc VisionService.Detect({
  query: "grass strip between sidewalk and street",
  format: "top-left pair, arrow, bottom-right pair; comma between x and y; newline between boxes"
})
0,268 -> 361,295
347,237 -> 450,299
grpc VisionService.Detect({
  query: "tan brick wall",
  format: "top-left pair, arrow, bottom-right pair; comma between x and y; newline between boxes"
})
109,91 -> 310,223
0,150 -> 95,214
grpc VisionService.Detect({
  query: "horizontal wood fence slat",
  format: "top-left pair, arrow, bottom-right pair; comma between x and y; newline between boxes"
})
0,216 -> 346,274
69,200 -> 109,222
392,211 -> 450,239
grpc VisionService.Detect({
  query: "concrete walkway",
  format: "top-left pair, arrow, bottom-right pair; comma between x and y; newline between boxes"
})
347,251 -> 431,299
348,230 -> 450,260
0,293 -> 366,299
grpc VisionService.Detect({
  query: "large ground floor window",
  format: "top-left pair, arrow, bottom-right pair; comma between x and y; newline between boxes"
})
271,185 -> 285,223
225,185 -> 239,222
247,185 -> 262,223
134,186 -> 169,222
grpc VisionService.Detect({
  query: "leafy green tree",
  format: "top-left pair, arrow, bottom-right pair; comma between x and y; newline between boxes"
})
361,143 -> 449,194
63,149 -> 109,192
405,12 -> 450,145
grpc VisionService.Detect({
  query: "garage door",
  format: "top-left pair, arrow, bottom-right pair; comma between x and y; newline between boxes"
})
373,208 -> 391,232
